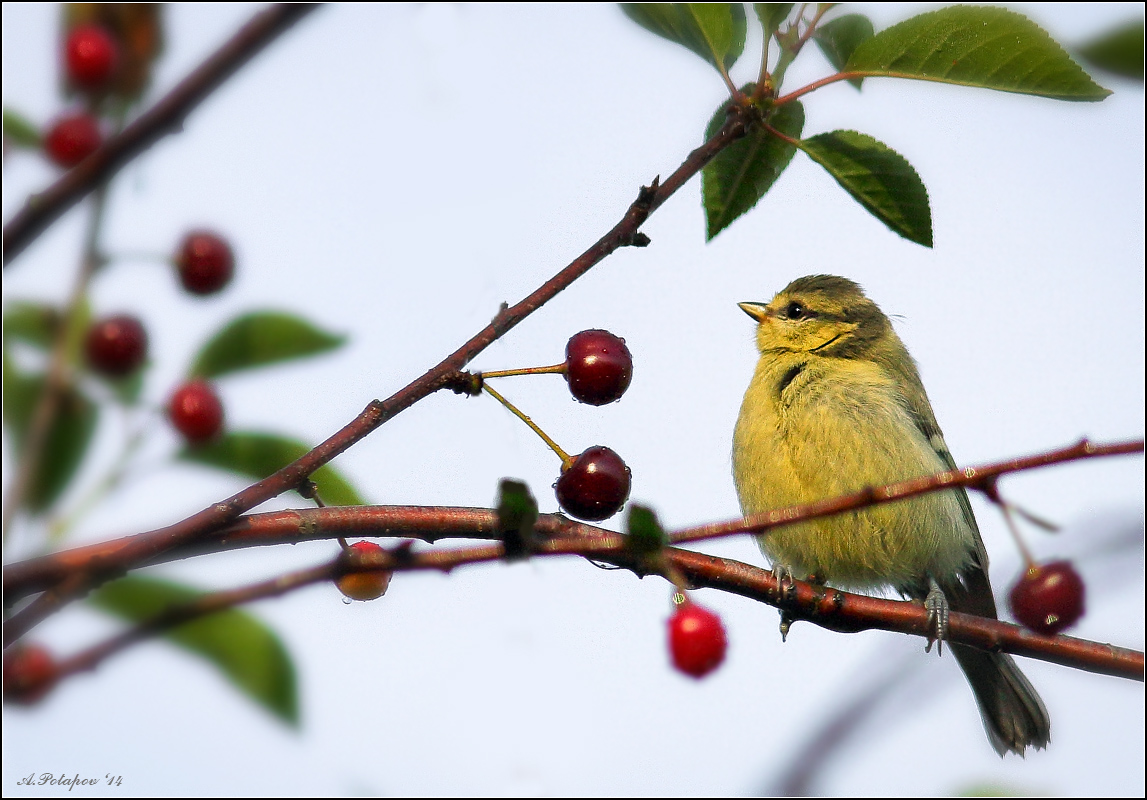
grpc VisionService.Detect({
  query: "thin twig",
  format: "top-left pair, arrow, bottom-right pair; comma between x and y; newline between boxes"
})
2,4 -> 320,265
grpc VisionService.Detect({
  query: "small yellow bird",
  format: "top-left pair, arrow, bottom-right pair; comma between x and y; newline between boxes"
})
733,275 -> 1050,756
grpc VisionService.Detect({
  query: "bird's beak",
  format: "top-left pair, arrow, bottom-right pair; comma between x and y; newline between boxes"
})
738,302 -> 770,322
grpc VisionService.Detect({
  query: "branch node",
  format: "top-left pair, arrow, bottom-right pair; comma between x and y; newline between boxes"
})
442,370 -> 483,396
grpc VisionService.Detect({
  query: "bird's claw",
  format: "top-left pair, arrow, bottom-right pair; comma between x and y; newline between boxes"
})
771,565 -> 796,641
924,579 -> 949,655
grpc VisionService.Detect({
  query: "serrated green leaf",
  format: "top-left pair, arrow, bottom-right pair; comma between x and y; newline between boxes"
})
3,302 -> 60,350
814,14 -> 874,88
179,431 -> 365,506
2,354 -> 98,512
87,575 -> 298,726
626,504 -> 667,554
846,6 -> 1110,101
798,130 -> 932,247
703,95 -> 804,240
1077,20 -> 1144,81
622,3 -> 747,74
188,311 -> 346,379
754,3 -> 794,40
3,108 -> 41,148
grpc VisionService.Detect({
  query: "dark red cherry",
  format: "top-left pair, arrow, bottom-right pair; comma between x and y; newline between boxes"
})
1009,560 -> 1086,635
564,329 -> 633,405
554,445 -> 631,521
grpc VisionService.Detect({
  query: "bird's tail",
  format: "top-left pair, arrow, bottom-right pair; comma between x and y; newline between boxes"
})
952,643 -> 1051,756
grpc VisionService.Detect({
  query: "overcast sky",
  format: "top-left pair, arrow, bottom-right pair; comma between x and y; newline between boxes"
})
3,4 -> 1143,796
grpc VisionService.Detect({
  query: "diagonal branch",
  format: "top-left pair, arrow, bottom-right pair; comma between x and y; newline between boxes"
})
1,108 -> 754,646
2,4 -> 320,265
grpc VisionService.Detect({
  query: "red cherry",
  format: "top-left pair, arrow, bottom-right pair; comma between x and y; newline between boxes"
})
175,231 -> 235,295
64,24 -> 119,90
3,644 -> 58,705
43,112 -> 102,168
1009,560 -> 1086,635
554,445 -> 631,521
169,381 -> 224,444
668,600 -> 728,678
564,329 -> 633,405
337,541 -> 392,601
85,314 -> 147,377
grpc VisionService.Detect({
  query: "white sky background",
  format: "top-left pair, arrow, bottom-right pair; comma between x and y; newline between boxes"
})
3,3 -> 1143,796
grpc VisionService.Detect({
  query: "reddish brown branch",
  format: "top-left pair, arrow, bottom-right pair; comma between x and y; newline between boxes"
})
2,4 -> 320,265
48,521 -> 1144,690
670,438 -> 1144,545
6,438 -> 1139,604
1,108 -> 753,646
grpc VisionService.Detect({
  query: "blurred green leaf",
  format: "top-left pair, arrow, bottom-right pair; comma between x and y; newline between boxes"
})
88,575 -> 298,726
3,107 -> 41,148
814,14 -> 874,88
189,311 -> 346,379
621,3 -> 747,74
703,94 -> 804,240
754,3 -> 794,40
798,130 -> 932,247
846,6 -> 1111,101
1077,21 -> 1144,80
626,504 -> 667,554
2,353 -> 98,512
3,302 -> 59,350
497,478 -> 539,560
179,431 -> 365,506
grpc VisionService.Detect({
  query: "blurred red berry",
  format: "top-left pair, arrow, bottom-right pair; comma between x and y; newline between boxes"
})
1009,560 -> 1086,635
337,541 -> 392,601
64,24 -> 119,90
43,112 -> 102,167
169,381 -> 225,444
175,231 -> 234,295
3,644 -> 58,705
564,329 -> 633,405
85,314 -> 147,377
668,600 -> 727,679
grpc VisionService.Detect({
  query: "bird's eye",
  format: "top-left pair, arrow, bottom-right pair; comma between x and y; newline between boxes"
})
784,301 -> 807,320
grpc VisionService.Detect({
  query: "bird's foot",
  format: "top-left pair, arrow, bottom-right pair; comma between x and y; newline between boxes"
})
924,578 -> 949,655
771,565 -> 798,641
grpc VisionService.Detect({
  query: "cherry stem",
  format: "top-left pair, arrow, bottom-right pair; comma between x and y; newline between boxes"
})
1001,503 -> 1038,570
481,383 -> 571,466
479,363 -> 567,379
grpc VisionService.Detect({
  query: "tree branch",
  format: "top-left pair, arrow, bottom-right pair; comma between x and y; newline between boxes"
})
46,518 -> 1144,693
2,4 -> 320,265
1,107 -> 753,646
7,438 -> 1142,682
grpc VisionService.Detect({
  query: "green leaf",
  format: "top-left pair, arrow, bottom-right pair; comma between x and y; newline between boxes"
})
798,130 -> 932,247
179,431 -> 366,506
622,3 -> 747,74
3,108 -> 41,148
703,95 -> 804,240
188,311 -> 346,379
3,302 -> 60,350
1077,21 -> 1144,81
754,3 -> 794,40
497,478 -> 539,560
87,575 -> 298,726
2,354 -> 98,512
845,6 -> 1111,101
626,504 -> 667,554
814,14 -> 875,88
